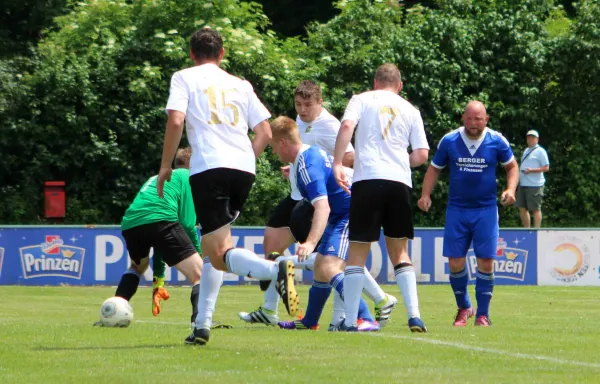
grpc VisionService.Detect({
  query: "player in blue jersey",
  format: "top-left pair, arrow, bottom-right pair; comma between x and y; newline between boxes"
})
418,101 -> 519,327
269,116 -> 379,332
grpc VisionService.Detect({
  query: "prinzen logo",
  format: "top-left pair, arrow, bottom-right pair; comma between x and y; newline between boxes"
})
467,238 -> 528,281
19,235 -> 85,279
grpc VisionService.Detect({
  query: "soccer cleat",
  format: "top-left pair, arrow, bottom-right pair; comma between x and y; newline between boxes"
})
374,294 -> 398,327
238,307 -> 279,326
259,252 -> 280,291
211,322 -> 233,329
474,315 -> 492,327
152,286 -> 171,316
275,260 -> 299,316
184,327 -> 210,345
277,320 -> 319,330
453,307 -> 475,327
330,321 -> 358,332
356,319 -> 380,332
408,317 -> 428,333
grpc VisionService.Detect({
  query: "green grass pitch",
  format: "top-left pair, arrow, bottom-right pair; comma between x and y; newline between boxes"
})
1,285 -> 599,383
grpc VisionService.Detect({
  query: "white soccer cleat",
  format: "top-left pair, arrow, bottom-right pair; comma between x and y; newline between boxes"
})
374,294 -> 398,327
238,307 -> 279,326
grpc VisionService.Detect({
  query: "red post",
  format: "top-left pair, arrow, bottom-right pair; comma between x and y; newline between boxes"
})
44,181 -> 66,219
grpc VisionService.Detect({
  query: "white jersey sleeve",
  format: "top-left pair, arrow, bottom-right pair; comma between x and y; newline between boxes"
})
341,95 -> 362,124
243,81 -> 271,130
409,109 -> 429,150
165,72 -> 189,114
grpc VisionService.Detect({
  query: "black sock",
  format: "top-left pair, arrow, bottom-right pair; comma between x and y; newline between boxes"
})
115,271 -> 140,301
190,283 -> 200,324
393,262 -> 413,272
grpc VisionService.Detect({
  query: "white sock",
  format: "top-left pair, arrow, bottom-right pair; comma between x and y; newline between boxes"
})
394,264 -> 420,319
276,253 -> 317,271
331,290 -> 345,325
263,280 -> 280,312
194,257 -> 223,329
225,248 -> 278,280
362,267 -> 386,304
343,266 -> 365,327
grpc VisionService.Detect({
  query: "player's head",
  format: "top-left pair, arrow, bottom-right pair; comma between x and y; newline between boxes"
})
526,129 -> 539,147
462,101 -> 489,139
294,80 -> 323,123
174,147 -> 192,169
270,116 -> 301,163
373,63 -> 403,93
190,28 -> 224,64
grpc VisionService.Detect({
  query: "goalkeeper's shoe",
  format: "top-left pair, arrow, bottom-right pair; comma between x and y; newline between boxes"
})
152,286 -> 171,316
238,306 -> 279,326
259,252 -> 280,291
374,294 -> 398,327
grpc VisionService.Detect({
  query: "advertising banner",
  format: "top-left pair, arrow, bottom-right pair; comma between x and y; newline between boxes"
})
537,230 -> 600,286
0,227 -> 538,286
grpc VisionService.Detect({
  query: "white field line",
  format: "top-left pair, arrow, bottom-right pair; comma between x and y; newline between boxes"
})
367,333 -> 600,369
133,319 -> 600,369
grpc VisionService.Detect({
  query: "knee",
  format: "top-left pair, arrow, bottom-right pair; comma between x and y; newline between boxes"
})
448,257 -> 466,272
476,258 -> 494,274
131,258 -> 149,274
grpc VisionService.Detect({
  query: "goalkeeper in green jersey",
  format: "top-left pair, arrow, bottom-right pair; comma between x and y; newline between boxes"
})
99,147 -> 204,325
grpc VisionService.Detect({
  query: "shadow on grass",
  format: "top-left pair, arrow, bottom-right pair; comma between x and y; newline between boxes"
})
34,344 -> 203,351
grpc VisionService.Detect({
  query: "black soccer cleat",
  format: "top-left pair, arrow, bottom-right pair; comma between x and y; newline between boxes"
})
275,260 -> 299,316
184,327 -> 210,345
259,252 -> 280,292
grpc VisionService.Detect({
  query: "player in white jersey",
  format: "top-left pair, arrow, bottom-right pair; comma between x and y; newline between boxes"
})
239,81 -> 398,329
332,63 -> 429,332
157,28 -> 298,345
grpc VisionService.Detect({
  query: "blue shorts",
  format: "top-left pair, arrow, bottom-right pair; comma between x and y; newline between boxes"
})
443,206 -> 499,259
317,213 -> 349,261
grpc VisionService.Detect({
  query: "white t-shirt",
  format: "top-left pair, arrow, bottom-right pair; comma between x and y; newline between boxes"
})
288,108 -> 354,200
341,90 -> 429,187
165,64 -> 271,175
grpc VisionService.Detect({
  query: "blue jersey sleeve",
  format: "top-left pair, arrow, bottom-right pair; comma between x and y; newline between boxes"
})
496,134 -> 514,165
297,151 -> 328,204
431,136 -> 450,169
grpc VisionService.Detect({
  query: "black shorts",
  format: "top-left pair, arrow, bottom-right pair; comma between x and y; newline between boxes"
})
189,168 -> 255,235
122,221 -> 197,267
267,196 -> 315,244
349,179 -> 414,242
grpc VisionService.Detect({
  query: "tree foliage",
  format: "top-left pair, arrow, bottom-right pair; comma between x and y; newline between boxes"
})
1,0 -> 599,227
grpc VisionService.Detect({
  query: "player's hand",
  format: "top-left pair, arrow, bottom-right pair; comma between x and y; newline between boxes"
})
297,241 -> 316,262
500,189 -> 516,206
418,195 -> 432,212
152,286 -> 171,317
333,163 -> 350,195
280,165 -> 290,179
157,167 -> 172,198
523,168 -> 532,174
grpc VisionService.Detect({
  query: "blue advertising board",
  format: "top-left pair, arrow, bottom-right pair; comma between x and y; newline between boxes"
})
0,227 -> 537,286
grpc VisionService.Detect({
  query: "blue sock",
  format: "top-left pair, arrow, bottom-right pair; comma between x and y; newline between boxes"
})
301,280 -> 332,328
449,268 -> 471,309
330,273 -> 374,322
475,271 -> 494,317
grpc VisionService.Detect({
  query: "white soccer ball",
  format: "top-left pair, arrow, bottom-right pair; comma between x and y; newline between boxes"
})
99,297 -> 134,328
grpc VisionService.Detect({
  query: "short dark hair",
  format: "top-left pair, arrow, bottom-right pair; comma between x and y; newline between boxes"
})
174,147 -> 192,169
190,28 -> 223,61
294,80 -> 322,101
374,63 -> 402,86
